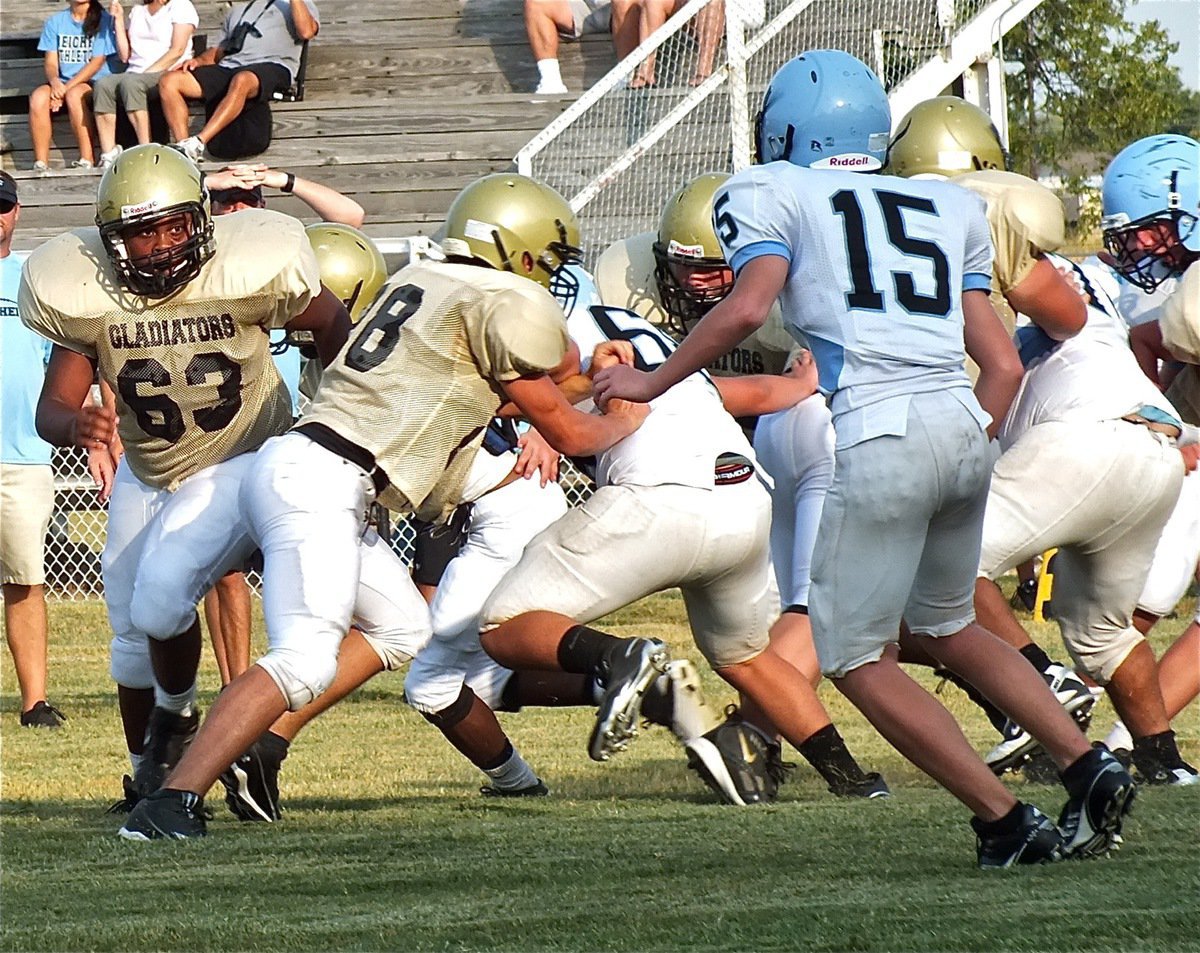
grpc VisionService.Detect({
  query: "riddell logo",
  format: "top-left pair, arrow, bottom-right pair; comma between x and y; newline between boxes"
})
811,153 -> 880,171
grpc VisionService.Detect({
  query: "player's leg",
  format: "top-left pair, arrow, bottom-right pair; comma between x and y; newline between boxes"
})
817,393 -> 1078,865
121,434 -> 378,839
126,454 -> 260,799
481,485 -> 687,760
100,463 -> 166,804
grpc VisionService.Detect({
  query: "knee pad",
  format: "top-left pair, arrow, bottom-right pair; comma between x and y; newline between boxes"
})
110,632 -> 154,689
1063,625 -> 1144,685
255,642 -> 340,711
414,683 -> 476,730
360,629 -> 420,672
129,582 -> 199,641
405,648 -> 466,713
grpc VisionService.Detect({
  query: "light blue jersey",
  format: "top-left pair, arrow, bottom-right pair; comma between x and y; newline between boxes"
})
714,164 -> 994,447
1,253 -> 54,465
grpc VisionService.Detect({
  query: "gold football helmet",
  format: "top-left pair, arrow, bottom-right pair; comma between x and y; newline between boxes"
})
441,173 -> 582,292
653,172 -> 734,336
95,143 -> 214,297
885,97 -> 1008,179
305,223 -> 388,323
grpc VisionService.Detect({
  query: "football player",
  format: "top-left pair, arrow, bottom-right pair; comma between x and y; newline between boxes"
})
950,168 -> 1195,786
118,173 -> 649,839
594,50 -> 1136,867
595,174 -> 889,801
18,143 -> 351,809
881,99 -> 1100,772
1093,137 -> 1200,774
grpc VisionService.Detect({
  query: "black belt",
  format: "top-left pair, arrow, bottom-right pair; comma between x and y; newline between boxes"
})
295,422 -> 390,495
714,452 -> 754,486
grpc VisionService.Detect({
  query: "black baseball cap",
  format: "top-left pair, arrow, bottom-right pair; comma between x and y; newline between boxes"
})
0,171 -> 17,206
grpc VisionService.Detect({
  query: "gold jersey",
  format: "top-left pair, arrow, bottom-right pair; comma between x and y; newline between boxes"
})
302,260 -> 569,522
953,169 -> 1067,330
593,231 -> 795,376
18,209 -> 321,490
1163,263 -> 1200,425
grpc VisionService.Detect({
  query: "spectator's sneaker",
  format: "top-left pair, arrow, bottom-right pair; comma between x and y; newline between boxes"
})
480,779 -> 550,797
106,774 -> 140,814
971,803 -> 1067,869
1058,748 -> 1136,859
19,700 -> 66,728
32,160 -> 51,175
829,771 -> 891,800
134,706 -> 200,799
98,146 -> 122,169
985,663 -> 1096,774
218,731 -> 287,822
589,637 -> 670,762
69,158 -> 94,170
534,78 -> 569,96
640,659 -> 720,744
685,709 -> 775,806
173,136 -> 205,163
118,789 -> 207,841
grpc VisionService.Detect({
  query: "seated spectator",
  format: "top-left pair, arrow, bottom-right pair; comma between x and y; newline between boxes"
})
525,0 -> 639,95
158,0 -> 318,162
28,0 -> 121,173
630,0 -> 724,88
0,173 -> 67,728
93,0 -> 199,168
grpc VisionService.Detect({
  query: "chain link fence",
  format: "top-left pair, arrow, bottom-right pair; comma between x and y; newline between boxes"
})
40,434 -> 598,602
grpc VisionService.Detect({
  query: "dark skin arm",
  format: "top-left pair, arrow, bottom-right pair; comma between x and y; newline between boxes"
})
37,347 -> 117,449
283,285 -> 351,368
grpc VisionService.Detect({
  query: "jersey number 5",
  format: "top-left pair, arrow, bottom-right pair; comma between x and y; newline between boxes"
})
831,189 -> 951,318
117,353 -> 241,444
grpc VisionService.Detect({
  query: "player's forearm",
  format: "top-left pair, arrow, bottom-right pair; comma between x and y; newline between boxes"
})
547,409 -> 641,457
714,373 -> 813,417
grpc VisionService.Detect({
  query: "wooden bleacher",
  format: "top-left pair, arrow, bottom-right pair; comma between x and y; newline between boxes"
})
1,0 -> 615,254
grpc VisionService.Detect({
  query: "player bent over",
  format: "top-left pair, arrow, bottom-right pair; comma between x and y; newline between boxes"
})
118,173 -> 648,839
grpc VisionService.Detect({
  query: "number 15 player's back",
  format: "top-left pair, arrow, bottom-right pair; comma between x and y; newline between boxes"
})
714,163 -> 994,422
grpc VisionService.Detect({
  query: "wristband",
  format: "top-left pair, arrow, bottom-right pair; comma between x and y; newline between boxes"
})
281,172 -> 296,194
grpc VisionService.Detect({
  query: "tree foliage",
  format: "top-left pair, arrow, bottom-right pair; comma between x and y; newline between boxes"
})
1004,0 -> 1198,180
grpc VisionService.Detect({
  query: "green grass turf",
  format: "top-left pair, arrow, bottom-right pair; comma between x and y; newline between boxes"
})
2,590 -> 1197,952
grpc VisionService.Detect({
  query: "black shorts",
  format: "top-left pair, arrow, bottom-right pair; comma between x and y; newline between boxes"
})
192,62 -> 291,104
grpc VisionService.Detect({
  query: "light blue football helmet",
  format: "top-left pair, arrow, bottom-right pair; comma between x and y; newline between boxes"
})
754,50 -> 891,170
1100,134 -> 1200,291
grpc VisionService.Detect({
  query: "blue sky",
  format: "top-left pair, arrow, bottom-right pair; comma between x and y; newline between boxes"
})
1124,0 -> 1199,89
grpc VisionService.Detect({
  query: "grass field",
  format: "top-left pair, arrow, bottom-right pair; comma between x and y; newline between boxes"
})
2,590 -> 1198,952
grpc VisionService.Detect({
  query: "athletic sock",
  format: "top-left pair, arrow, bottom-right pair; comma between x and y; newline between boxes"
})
797,724 -> 869,787
974,801 -> 1025,835
536,58 -> 563,85
1018,643 -> 1054,675
482,742 -> 539,792
154,682 -> 197,717
556,625 -> 622,679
